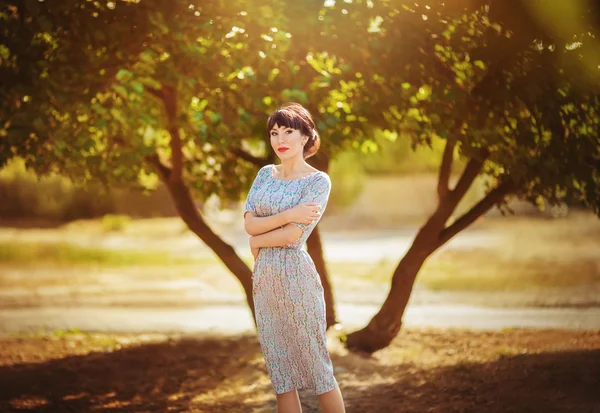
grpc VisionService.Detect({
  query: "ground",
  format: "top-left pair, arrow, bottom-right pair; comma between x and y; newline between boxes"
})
0,212 -> 599,412
1,329 -> 599,412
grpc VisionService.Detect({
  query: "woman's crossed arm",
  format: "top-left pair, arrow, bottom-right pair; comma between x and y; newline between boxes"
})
244,202 -> 321,236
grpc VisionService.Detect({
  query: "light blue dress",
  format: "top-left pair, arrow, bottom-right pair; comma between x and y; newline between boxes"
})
244,164 -> 338,395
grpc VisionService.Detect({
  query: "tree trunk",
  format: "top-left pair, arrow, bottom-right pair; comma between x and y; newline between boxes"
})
150,157 -> 256,321
149,86 -> 258,321
345,225 -> 437,353
306,152 -> 337,328
345,179 -> 514,353
307,227 -> 337,328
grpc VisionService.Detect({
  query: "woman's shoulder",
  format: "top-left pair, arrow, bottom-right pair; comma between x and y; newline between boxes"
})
260,164 -> 275,172
307,169 -> 331,187
257,164 -> 275,178
311,169 -> 329,179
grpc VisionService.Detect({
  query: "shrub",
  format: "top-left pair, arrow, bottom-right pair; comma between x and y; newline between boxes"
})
101,214 -> 132,232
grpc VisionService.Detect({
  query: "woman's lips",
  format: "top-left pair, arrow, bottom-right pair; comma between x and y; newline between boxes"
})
278,148 -> 289,153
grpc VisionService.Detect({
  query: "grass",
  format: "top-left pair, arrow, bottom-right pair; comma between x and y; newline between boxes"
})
327,252 -> 600,292
0,241 -> 202,267
101,214 -> 132,232
8,328 -> 119,346
1,237 -> 598,292
419,250 -> 600,291
328,213 -> 600,292
329,260 -> 393,285
0,212 -> 598,293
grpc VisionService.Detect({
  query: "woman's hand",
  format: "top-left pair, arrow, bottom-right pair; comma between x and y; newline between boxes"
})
286,202 -> 321,225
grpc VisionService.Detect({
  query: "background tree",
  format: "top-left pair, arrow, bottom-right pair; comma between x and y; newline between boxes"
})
0,0 -> 296,316
322,0 -> 600,352
3,0 -> 597,351
0,0 -> 374,326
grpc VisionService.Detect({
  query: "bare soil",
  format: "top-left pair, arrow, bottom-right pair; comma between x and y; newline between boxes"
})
1,329 -> 599,413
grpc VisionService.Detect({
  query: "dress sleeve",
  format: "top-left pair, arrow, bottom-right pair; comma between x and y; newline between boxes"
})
289,173 -> 332,236
243,166 -> 268,218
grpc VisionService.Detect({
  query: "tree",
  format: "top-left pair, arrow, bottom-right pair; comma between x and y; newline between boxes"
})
325,0 -> 600,352
6,0 -> 595,352
0,0 -> 376,326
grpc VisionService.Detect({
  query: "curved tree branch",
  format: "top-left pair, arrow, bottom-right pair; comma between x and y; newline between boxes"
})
439,179 -> 515,245
145,151 -> 257,322
160,86 -> 183,183
145,153 -> 171,179
232,148 -> 271,167
146,87 -> 163,100
146,85 -> 182,183
437,137 -> 456,199
450,148 -> 489,204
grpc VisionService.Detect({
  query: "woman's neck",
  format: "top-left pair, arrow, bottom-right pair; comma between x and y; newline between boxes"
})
278,157 -> 309,179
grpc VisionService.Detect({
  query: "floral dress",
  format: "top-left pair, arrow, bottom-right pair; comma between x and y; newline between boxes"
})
244,164 -> 338,395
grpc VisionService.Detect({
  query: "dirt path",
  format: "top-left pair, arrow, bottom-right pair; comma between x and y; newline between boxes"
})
2,303 -> 600,336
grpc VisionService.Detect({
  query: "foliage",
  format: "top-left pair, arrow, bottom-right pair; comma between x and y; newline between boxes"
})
101,214 -> 131,232
0,0 -> 151,173
0,158 -> 114,220
330,0 -> 600,215
359,131 -> 456,175
0,0 -> 259,198
0,0 -> 376,207
0,158 -> 177,221
1,0 -> 598,213
328,150 -> 367,211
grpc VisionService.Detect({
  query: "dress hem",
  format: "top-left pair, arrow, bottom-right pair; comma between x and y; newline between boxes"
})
275,380 -> 339,396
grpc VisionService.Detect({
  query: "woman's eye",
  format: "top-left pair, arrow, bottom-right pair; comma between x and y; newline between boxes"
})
285,130 -> 292,134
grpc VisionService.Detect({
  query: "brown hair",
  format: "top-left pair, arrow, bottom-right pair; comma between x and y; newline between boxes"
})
266,102 -> 321,159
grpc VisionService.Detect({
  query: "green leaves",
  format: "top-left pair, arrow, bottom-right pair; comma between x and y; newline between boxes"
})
336,0 -> 599,214
2,0 -> 598,215
281,89 -> 308,104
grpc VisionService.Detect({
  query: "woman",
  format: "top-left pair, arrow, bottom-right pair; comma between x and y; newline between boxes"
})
244,103 -> 346,413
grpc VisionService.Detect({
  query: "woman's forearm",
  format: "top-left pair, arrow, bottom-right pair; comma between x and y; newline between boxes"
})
250,224 -> 303,248
244,210 -> 292,236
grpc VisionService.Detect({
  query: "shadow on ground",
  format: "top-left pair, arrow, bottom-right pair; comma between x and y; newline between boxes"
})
337,349 -> 600,413
0,334 -> 599,413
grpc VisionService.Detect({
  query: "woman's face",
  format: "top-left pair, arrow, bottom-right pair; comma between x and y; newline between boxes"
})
270,123 -> 306,160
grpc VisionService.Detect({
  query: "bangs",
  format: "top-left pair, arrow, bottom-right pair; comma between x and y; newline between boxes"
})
267,109 -> 305,134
